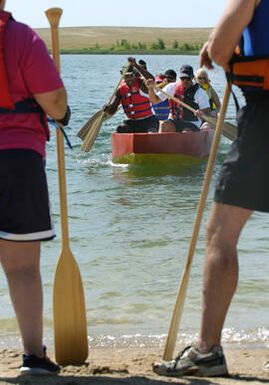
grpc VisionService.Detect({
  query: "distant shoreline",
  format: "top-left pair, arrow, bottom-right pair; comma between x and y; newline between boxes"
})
36,26 -> 210,54
58,49 -> 200,55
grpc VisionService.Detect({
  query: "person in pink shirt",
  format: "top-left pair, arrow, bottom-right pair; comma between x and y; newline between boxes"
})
0,0 -> 70,375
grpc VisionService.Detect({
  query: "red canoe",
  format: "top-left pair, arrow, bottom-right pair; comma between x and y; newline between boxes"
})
112,129 -> 214,165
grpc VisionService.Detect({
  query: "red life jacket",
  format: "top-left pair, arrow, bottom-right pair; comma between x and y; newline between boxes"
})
169,82 -> 184,119
169,81 -> 199,121
0,10 -> 14,109
119,79 -> 153,119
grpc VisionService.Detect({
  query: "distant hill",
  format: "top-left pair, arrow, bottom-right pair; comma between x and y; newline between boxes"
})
35,26 -> 212,51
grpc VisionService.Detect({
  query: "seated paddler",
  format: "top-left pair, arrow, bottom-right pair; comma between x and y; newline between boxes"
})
146,64 -> 211,133
104,57 -> 159,133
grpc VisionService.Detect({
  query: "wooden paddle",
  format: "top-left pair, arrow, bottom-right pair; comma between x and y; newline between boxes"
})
156,86 -> 236,141
162,83 -> 231,361
78,109 -> 109,141
45,8 -> 88,365
79,64 -> 131,152
80,109 -> 108,152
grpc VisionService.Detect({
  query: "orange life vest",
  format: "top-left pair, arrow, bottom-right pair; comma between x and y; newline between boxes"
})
228,0 -> 269,90
229,55 -> 269,90
0,10 -> 14,109
119,79 -> 153,119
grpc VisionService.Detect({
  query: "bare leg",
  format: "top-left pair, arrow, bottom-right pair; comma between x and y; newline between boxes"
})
159,120 -> 176,132
200,122 -> 212,130
0,240 -> 44,357
197,203 -> 252,352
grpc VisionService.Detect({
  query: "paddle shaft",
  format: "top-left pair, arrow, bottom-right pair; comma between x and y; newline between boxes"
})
163,83 -> 231,361
107,62 -> 131,105
45,8 -> 70,248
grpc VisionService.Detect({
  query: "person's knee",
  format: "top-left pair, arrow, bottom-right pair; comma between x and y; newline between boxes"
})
159,120 -> 175,132
2,263 -> 40,282
200,122 -> 212,130
117,125 -> 129,133
205,218 -> 236,261
0,242 -> 40,273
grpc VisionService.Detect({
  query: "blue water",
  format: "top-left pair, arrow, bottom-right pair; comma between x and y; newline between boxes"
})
0,55 -> 268,350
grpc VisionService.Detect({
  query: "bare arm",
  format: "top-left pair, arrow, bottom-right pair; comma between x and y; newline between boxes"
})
210,87 -> 221,110
200,0 -> 259,68
34,87 -> 68,120
195,107 -> 212,118
145,79 -> 163,104
103,91 -> 121,115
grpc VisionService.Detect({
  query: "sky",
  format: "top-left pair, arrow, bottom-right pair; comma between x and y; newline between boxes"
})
6,1 -> 228,29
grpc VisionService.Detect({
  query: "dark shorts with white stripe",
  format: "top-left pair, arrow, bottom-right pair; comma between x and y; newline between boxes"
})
214,91 -> 269,212
0,149 -> 55,241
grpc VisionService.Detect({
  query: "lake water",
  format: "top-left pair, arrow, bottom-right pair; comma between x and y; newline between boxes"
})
0,55 -> 268,351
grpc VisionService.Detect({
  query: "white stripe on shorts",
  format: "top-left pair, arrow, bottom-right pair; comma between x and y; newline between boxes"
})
0,228 -> 55,241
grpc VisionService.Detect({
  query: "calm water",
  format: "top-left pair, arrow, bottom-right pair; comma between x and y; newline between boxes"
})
0,55 -> 268,350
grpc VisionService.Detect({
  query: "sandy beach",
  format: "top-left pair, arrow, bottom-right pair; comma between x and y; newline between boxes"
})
0,346 -> 268,385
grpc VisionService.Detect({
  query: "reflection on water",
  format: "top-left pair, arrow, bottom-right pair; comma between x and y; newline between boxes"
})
111,160 -> 208,178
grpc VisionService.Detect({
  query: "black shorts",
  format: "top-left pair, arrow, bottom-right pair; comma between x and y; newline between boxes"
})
214,93 -> 269,212
116,115 -> 159,133
0,149 -> 55,241
168,118 -> 200,132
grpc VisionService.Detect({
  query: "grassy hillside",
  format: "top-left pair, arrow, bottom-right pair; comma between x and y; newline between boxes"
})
35,26 -> 212,53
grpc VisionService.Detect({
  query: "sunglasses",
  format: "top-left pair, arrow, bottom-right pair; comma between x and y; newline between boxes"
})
198,77 -> 207,80
180,77 -> 191,81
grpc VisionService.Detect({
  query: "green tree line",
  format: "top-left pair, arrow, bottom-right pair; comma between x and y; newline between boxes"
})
61,38 -> 204,54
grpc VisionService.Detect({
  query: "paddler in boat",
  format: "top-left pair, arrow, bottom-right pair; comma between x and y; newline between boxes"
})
157,69 -> 177,89
195,68 -> 221,117
153,69 -> 177,121
104,57 -> 159,133
146,64 -> 211,133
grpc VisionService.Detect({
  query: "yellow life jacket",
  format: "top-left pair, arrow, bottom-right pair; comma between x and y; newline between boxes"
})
201,83 -> 217,110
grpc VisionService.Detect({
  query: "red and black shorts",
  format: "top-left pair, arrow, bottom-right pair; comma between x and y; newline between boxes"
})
0,149 -> 55,241
214,92 -> 269,212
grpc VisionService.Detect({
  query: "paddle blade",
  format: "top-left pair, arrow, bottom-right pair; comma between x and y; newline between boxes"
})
81,111 -> 107,152
77,109 -> 104,141
222,121 -> 237,141
206,114 -> 236,141
162,269 -> 190,361
78,110 -> 112,141
53,248 -> 88,365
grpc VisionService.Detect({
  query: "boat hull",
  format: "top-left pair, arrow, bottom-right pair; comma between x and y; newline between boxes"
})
112,130 -> 214,165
